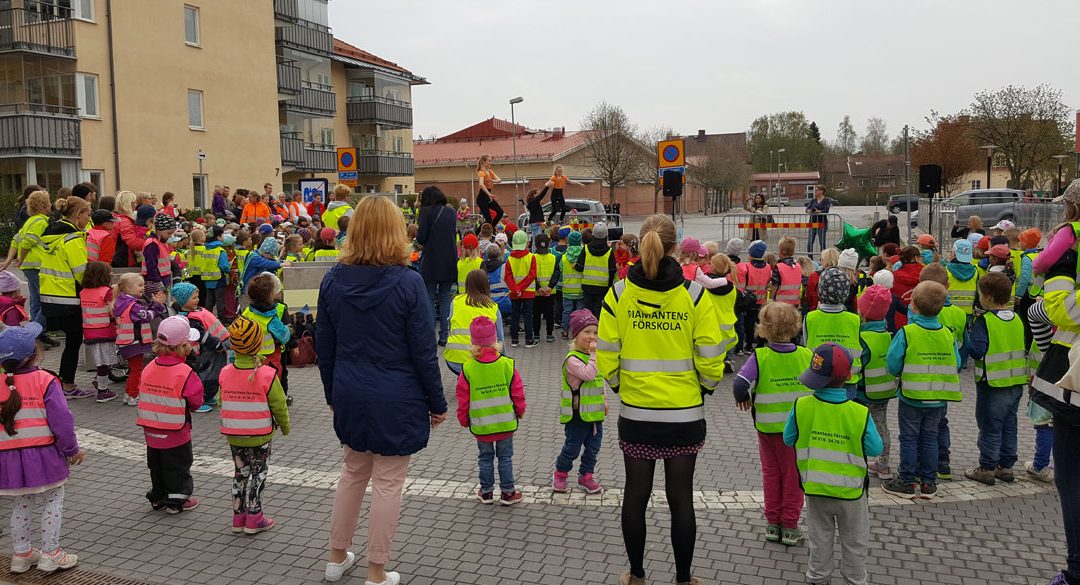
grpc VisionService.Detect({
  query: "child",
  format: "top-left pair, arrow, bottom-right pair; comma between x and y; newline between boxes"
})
312,228 -> 339,261
532,234 -> 559,343
804,267 -> 861,399
856,284 -> 896,480
560,231 -> 585,339
137,316 -> 204,514
504,231 -> 537,348
0,323 -> 83,573
115,273 -> 167,406
218,316 -> 290,534
920,263 -> 968,481
202,226 -> 231,317
964,272 -> 1027,485
945,239 -> 978,318
784,343 -> 882,585
240,238 -> 288,300
552,309 -> 605,494
0,269 -> 28,327
241,273 -> 292,402
444,269 -> 503,375
79,261 -> 118,403
457,234 -> 483,291
678,237 -> 702,280
882,281 -> 961,499
986,244 -> 1015,283
697,253 -> 739,369
770,237 -> 803,307
484,245 -> 511,320
733,302 -> 813,546
188,228 -> 208,304
457,316 -> 525,505
171,282 -> 230,413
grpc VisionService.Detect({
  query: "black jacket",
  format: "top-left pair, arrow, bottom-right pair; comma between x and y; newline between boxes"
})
416,192 -> 457,285
574,238 -> 617,292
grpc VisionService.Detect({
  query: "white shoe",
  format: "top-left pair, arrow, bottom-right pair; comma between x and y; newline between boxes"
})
10,549 -> 41,573
325,551 -> 356,582
366,571 -> 401,585
37,548 -> 77,572
123,395 -> 139,406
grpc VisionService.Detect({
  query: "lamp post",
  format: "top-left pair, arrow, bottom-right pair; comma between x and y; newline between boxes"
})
768,149 -> 774,201
777,148 -> 786,200
509,96 -> 524,222
980,144 -> 997,189
1052,154 -> 1070,197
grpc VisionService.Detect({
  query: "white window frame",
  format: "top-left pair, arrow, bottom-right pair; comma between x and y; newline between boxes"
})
184,5 -> 200,47
75,73 -> 99,118
193,174 -> 207,209
72,0 -> 94,21
187,89 -> 204,130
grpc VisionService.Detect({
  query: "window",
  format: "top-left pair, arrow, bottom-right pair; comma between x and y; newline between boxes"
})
319,127 -> 333,147
74,0 -> 93,20
394,184 -> 404,194
75,73 -> 98,118
184,5 -> 199,46
970,180 -> 981,190
805,185 -> 816,198
86,170 -> 103,194
391,136 -> 403,153
187,89 -> 203,129
28,0 -> 71,19
192,174 -> 207,209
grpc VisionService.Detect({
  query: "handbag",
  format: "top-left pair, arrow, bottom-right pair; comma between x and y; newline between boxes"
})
289,332 -> 317,368
735,268 -> 757,311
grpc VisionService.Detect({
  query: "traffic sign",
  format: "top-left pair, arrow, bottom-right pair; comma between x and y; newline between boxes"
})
658,139 -> 685,169
658,166 -> 684,177
337,147 -> 357,172
338,171 -> 358,187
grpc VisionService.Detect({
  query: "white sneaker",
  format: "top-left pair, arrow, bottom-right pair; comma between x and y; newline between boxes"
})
366,571 -> 401,585
325,551 -> 356,582
37,548 -> 77,572
10,549 -> 41,573
123,395 -> 139,406
1026,460 -> 1055,482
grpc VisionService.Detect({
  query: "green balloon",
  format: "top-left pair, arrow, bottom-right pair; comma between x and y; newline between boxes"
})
834,222 -> 878,261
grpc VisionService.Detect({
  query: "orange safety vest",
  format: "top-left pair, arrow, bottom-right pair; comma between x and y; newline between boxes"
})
116,302 -> 152,347
218,364 -> 276,436
775,261 -> 802,306
135,359 -> 192,430
140,239 -> 173,279
185,308 -> 229,354
0,370 -> 57,450
740,262 -> 773,305
79,286 -> 112,332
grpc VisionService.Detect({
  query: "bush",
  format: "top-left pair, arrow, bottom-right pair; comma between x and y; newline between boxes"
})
0,192 -> 22,256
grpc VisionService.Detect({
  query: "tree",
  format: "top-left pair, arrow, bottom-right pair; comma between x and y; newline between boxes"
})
836,115 -> 858,155
637,126 -> 677,213
860,117 -> 889,155
911,111 -> 982,194
747,111 -> 824,172
967,84 -> 1075,189
686,143 -> 751,214
808,122 -> 822,144
580,102 -> 649,206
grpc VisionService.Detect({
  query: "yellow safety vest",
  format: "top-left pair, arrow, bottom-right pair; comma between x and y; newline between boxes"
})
805,309 -> 863,384
201,246 -> 225,282
793,396 -> 869,500
13,214 -> 49,270
582,248 -> 611,289
859,329 -> 895,401
561,254 -> 583,298
534,253 -> 556,291
189,244 -> 207,279
973,311 -> 1027,388
39,222 -> 86,306
946,267 -> 977,315
443,295 -> 499,365
751,346 -> 814,433
313,249 -> 338,262
457,256 -> 483,290
704,286 -> 738,358
241,304 -> 287,356
899,324 -> 961,402
322,204 -> 352,231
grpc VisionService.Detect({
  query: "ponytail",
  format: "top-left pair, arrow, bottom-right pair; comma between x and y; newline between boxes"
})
0,373 -> 21,436
640,231 -> 663,280
637,214 -> 678,281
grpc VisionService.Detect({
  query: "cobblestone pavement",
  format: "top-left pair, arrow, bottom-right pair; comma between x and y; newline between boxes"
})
0,334 -> 1066,585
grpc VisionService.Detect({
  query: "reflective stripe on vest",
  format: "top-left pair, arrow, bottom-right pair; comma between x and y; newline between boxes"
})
859,329 -> 896,401
314,249 -> 338,262
188,245 -> 206,278
793,396 -> 869,500
200,247 -> 224,281
463,355 -> 518,436
899,324 -> 961,402
946,269 -> 977,314
751,346 -> 814,433
560,349 -> 605,423
140,239 -> 173,278
219,364 -> 275,436
86,229 -> 103,262
186,308 -> 229,353
457,256 -> 483,289
582,248 -> 611,287
774,262 -> 802,305
443,296 -> 499,365
16,215 -> 49,269
136,360 -> 191,430
0,370 -> 58,450
742,262 -> 772,304
705,286 -> 739,357
242,305 -> 286,356
560,254 -> 583,297
116,302 -> 152,347
973,312 -> 1028,387
805,310 -> 863,384
79,286 -> 112,330
534,253 -> 556,290
39,229 -> 85,304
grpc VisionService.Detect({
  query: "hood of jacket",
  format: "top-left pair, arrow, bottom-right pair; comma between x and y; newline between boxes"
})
326,264 -> 414,312
627,255 -> 684,293
945,260 -> 975,281
205,240 -> 223,250
326,200 -> 351,212
705,273 -> 735,296
564,244 -> 583,264
483,255 -> 503,273
114,292 -> 138,316
509,250 -> 530,259
586,239 -> 610,256
43,219 -> 78,236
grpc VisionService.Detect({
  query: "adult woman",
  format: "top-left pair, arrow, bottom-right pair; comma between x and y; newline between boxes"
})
212,185 -> 228,217
240,191 -> 271,225
317,195 -> 447,585
39,196 -> 91,395
545,165 -> 585,224
111,190 -> 146,268
951,215 -> 984,239
13,183 -> 41,230
475,155 -> 503,227
745,193 -> 770,242
890,246 -> 924,329
596,214 -> 726,585
805,186 -> 832,256
415,186 -> 458,346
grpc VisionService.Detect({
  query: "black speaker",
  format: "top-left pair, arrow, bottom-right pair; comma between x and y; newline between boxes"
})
662,169 -> 683,197
919,164 -> 942,195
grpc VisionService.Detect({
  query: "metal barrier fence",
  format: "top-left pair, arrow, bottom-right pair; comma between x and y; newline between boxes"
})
714,212 -> 845,258
917,198 -> 1064,248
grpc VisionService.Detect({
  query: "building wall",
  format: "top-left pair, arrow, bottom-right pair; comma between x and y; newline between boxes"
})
950,168 -> 1013,195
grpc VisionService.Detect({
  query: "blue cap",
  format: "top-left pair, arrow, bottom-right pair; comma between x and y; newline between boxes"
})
258,223 -> 273,235
953,239 -> 973,263
0,322 -> 42,366
799,343 -> 853,390
749,240 -> 767,259
557,227 -> 571,240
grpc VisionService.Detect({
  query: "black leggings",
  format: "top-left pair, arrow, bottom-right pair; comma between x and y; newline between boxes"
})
622,453 -> 697,582
476,191 -> 504,227
46,310 -> 82,384
548,189 -> 567,224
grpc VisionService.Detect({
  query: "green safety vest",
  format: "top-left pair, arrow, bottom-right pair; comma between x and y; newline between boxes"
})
322,204 -> 352,231
560,349 -> 605,423
859,329 -> 896,401
705,287 -> 738,358
581,248 -> 611,289
188,244 -> 207,278
534,253 -> 556,291
805,310 -> 863,384
241,304 -> 287,356
938,304 -> 967,350
457,256 -> 483,290
973,311 -> 1027,388
463,355 -> 518,436
751,346 -> 813,434
13,214 -> 49,270
899,324 -> 961,402
1025,251 -> 1043,299
946,269 -> 977,315
39,222 -> 86,306
313,249 -> 338,262
1027,338 -> 1042,378
793,396 -> 869,500
443,295 -> 499,365
200,246 -> 224,281
561,254 -> 583,298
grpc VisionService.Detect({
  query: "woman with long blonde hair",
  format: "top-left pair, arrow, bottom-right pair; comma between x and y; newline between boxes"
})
475,155 -> 503,227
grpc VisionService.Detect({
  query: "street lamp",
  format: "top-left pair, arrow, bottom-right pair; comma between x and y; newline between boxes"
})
509,96 -> 524,221
980,144 -> 997,189
777,148 -> 786,199
1052,154 -> 1071,197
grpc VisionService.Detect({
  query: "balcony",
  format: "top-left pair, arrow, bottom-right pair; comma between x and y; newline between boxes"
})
298,144 -> 335,173
280,131 -> 303,168
0,104 -> 80,158
281,81 -> 335,117
0,7 -> 75,58
357,151 -> 414,177
273,0 -> 298,22
275,19 -> 331,57
346,96 -> 412,129
276,57 -> 301,99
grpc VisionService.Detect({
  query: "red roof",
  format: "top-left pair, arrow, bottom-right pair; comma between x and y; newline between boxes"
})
332,38 -> 413,76
441,117 -> 531,141
415,118 -> 591,167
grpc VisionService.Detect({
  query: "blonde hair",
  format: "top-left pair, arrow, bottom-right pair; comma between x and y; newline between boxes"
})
284,234 -> 303,253
554,164 -> 564,175
910,281 -> 947,317
710,253 -> 734,276
764,253 -> 778,267
1003,227 -> 1020,247
117,272 -> 144,295
189,228 -> 206,245
54,196 -> 89,220
796,256 -> 814,277
470,341 -> 502,358
26,190 -> 51,216
339,196 -> 409,266
918,263 -> 949,286
704,240 -> 718,259
638,214 -> 677,280
333,184 -> 352,200
819,247 -> 840,268
115,190 -> 138,217
755,302 -> 802,343
152,341 -> 192,359
778,236 -> 796,257
477,155 -> 490,171
968,215 -> 983,231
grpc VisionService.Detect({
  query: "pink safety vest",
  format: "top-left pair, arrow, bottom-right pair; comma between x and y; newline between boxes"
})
79,286 -> 115,336
0,370 -> 57,451
86,228 -> 107,263
740,262 -> 773,305
774,262 -> 803,306
186,308 -> 229,354
140,239 -> 173,279
218,365 -> 276,436
116,302 -> 152,347
135,360 -> 191,430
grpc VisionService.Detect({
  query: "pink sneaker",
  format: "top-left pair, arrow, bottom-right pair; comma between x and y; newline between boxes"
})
232,513 -> 247,533
578,473 -> 604,494
552,470 -> 569,492
244,512 -> 276,534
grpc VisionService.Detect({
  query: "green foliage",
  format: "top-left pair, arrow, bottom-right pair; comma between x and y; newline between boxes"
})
0,192 -> 21,256
747,111 -> 824,173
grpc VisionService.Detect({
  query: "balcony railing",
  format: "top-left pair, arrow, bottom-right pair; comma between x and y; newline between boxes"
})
276,57 -> 301,98
282,81 -> 335,117
273,0 -> 298,22
0,104 -> 80,157
346,96 -> 412,129
357,151 -> 414,176
298,144 -> 335,173
280,131 -> 303,167
275,19 -> 331,57
0,7 -> 75,58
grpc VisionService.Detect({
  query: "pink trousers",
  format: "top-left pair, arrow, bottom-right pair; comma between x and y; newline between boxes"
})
328,447 -> 411,564
757,431 -> 803,529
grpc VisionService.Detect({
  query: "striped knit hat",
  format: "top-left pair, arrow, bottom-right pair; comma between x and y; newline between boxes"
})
228,316 -> 263,357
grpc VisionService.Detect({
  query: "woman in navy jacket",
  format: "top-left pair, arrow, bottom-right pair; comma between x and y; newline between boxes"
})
317,195 -> 448,585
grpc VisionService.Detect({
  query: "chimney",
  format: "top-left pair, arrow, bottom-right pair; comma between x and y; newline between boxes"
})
697,129 -> 706,140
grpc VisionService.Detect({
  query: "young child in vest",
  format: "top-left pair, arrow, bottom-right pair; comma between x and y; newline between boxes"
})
171,282 -> 230,414
283,234 -> 304,264
783,343 -> 883,585
769,237 -> 804,307
218,316 -> 290,534
189,227 -> 208,306
484,245 -> 511,321
79,261 -> 118,403
552,309 -> 606,494
504,230 -> 538,348
733,302 -> 813,546
964,272 -> 1027,485
137,315 -> 204,514
0,269 -> 28,327
855,284 -> 896,480
532,234 -> 559,343
882,281 -> 961,499
444,269 -> 503,375
241,273 -> 292,403
115,273 -> 167,407
736,240 -> 771,353
457,316 -> 525,505
803,267 -> 861,400
560,230 -> 585,339
0,323 -> 84,574
202,226 -> 231,318
696,254 -> 739,371
457,234 -> 483,291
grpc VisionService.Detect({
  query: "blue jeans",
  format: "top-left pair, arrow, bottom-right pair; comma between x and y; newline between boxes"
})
427,281 -> 452,344
1034,425 -> 1053,471
24,269 -> 45,328
807,226 -> 828,255
897,402 -> 944,485
938,405 -> 951,471
974,383 -> 1022,470
529,223 -> 542,249
555,418 -> 603,475
477,437 -> 515,493
510,299 -> 534,344
562,296 -> 584,331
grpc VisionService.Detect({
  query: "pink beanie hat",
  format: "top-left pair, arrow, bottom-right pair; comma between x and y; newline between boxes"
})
469,316 -> 498,346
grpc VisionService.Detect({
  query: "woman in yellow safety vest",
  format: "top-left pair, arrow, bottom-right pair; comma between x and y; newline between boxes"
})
4,190 -> 52,341
596,214 -> 726,585
39,196 -> 91,393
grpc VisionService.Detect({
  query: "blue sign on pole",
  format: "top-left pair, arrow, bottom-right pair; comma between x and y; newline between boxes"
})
338,171 -> 358,181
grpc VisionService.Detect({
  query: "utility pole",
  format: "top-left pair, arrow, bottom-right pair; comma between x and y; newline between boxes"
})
903,125 -> 912,243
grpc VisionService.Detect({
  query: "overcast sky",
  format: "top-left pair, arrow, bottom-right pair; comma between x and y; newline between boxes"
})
330,0 -> 1080,143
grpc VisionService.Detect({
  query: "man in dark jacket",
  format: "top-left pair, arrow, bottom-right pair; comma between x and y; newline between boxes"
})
574,222 -> 616,317
416,186 -> 458,346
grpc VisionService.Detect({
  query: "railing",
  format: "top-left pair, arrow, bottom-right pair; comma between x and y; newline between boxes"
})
273,0 -> 298,22
0,7 -> 75,58
283,81 -> 335,116
299,144 -> 335,172
280,131 -> 303,167
0,105 -> 80,157
918,197 -> 1062,248
357,151 -> 414,176
275,19 -> 332,56
276,57 -> 301,97
346,95 -> 412,128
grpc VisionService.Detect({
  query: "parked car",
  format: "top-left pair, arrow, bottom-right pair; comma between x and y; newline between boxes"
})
766,196 -> 789,207
938,188 -> 1025,226
887,194 -> 920,214
516,198 -> 619,229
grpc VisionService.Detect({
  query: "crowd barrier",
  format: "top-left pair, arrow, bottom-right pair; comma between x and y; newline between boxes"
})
917,198 -> 1063,249
713,212 -> 845,258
